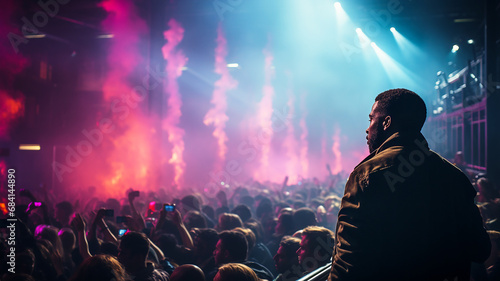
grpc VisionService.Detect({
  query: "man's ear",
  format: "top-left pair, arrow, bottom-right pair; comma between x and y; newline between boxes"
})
382,116 -> 391,131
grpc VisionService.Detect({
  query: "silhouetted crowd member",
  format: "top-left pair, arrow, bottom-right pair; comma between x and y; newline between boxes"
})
273,236 -> 302,281
119,232 -> 169,281
329,89 -> 491,281
170,264 -> 205,281
209,230 -> 274,281
213,263 -> 260,281
69,254 -> 129,281
298,226 -> 334,274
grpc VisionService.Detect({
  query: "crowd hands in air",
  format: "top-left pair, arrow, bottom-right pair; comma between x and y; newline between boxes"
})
0,168 -> 499,281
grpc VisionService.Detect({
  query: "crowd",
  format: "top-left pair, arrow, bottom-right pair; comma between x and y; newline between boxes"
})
0,170 -> 498,281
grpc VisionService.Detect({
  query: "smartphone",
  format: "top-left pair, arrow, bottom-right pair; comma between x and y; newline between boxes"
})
116,216 -> 127,223
103,209 -> 114,217
118,229 -> 127,237
164,204 -> 176,212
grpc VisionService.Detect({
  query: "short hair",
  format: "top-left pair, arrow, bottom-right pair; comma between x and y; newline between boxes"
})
231,205 -> 252,222
302,226 -> 335,258
218,231 -> 248,262
215,263 -> 260,281
280,236 -> 301,256
374,88 -> 427,132
56,201 -> 73,215
233,227 -> 256,250
195,228 -> 219,247
218,213 -> 243,231
277,212 -> 295,234
293,208 -> 317,231
170,264 -> 205,281
181,195 -> 202,212
244,220 -> 264,242
120,231 -> 150,258
69,254 -> 128,281
184,211 -> 208,230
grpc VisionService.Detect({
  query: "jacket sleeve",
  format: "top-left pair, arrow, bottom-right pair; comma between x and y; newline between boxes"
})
454,170 -> 491,262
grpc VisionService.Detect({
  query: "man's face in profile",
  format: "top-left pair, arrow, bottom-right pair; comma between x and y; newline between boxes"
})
366,101 -> 386,153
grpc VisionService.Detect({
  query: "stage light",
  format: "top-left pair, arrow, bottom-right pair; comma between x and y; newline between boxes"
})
227,63 -> 239,68
355,28 -> 371,48
24,34 -> 45,39
19,144 -> 41,151
390,27 -> 396,33
334,1 -> 349,27
97,34 -> 114,39
452,45 -> 459,53
371,42 -> 418,88
468,39 -> 474,44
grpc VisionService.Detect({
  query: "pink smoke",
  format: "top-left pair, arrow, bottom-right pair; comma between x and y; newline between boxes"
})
331,125 -> 343,174
283,73 -> 299,183
299,94 -> 309,179
204,23 -> 237,170
162,19 -> 188,188
0,90 -> 24,139
254,41 -> 275,181
100,0 -> 146,101
0,0 -> 28,140
58,0 -> 157,198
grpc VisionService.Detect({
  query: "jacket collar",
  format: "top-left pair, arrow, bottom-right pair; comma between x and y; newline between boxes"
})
355,131 -> 428,169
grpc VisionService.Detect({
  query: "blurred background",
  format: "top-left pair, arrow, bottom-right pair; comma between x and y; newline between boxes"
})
1,0 -> 499,199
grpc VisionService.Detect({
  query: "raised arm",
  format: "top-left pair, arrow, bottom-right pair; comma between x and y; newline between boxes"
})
71,213 -> 92,261
166,208 -> 194,249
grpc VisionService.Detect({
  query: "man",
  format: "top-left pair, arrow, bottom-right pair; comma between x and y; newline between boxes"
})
210,230 -> 274,281
273,236 -> 302,281
118,231 -> 170,281
297,226 -> 334,274
329,89 -> 491,281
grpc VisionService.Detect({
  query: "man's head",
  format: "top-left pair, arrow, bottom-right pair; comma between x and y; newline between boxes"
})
118,231 -> 149,271
193,228 -> 219,259
274,236 -> 301,274
367,89 -> 427,153
55,201 -> 73,225
293,208 -> 317,231
297,226 -> 335,272
213,230 -> 248,265
170,264 -> 205,281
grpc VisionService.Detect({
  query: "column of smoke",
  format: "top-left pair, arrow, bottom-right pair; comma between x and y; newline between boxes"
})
299,93 -> 309,179
162,19 -> 188,189
203,23 -> 237,171
67,0 -> 161,198
253,40 -> 275,181
283,72 -> 300,183
331,125 -> 343,174
0,0 -> 28,196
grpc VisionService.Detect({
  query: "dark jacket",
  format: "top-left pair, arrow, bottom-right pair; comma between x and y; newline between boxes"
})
329,132 -> 491,281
